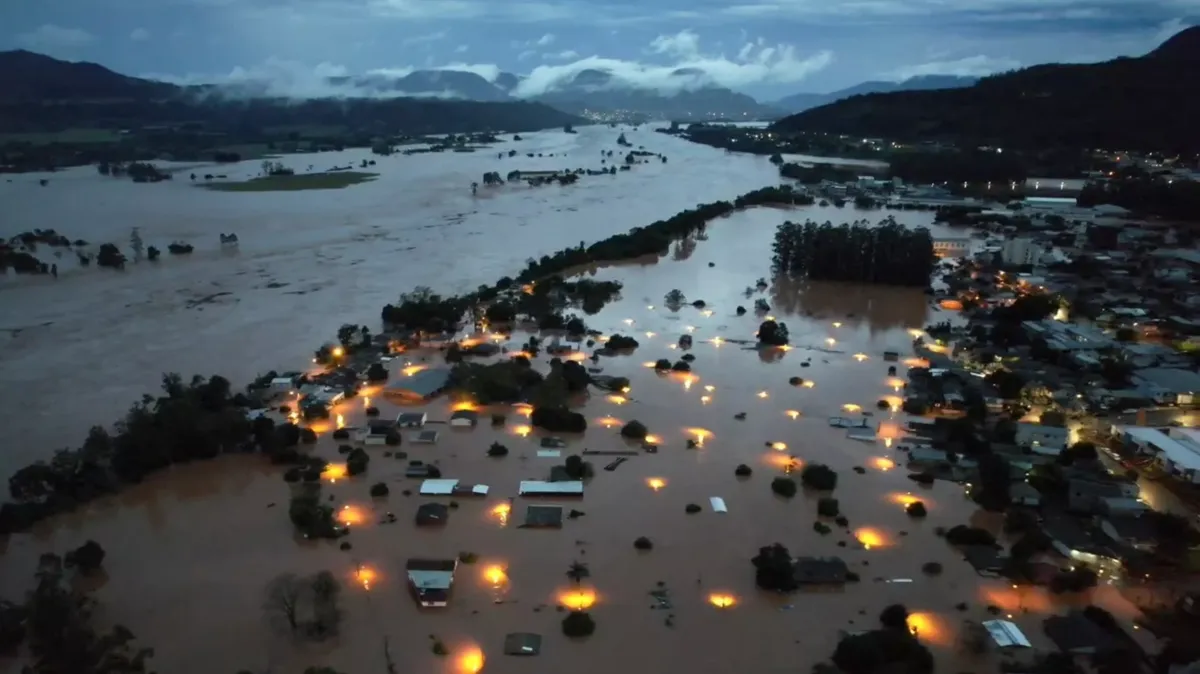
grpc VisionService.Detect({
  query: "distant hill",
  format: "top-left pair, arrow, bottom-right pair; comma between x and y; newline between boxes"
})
530,68 -> 776,120
336,70 -> 516,101
773,75 -> 977,114
771,26 -> 1200,152
0,51 -> 580,135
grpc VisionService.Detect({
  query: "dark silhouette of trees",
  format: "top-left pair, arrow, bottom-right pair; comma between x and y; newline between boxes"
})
1078,176 -> 1200,221
752,543 -> 798,592
772,218 -> 935,287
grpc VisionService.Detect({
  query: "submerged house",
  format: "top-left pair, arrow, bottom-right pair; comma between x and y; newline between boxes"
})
384,367 -> 452,401
405,559 -> 458,607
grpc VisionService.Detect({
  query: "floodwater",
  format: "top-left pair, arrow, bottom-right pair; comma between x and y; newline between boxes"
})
0,126 -> 1149,674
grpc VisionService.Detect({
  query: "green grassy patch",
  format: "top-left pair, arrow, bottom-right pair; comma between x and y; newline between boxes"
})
0,128 -> 125,145
200,171 -> 379,192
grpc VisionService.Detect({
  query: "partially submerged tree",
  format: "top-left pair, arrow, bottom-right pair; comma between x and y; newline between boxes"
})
751,543 -> 797,592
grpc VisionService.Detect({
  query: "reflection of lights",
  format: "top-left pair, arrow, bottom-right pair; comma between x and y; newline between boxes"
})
484,565 -> 508,586
779,345 -> 793,352
889,493 -> 922,507
668,344 -> 677,350
490,503 -> 511,526
356,565 -> 378,591
771,442 -> 788,451
887,377 -> 906,391
558,589 -> 597,611
904,357 -> 929,368
565,352 -> 587,362
337,505 -> 365,525
647,478 -> 666,491
682,376 -> 695,391
701,310 -> 714,317
766,315 -> 776,321
853,353 -> 868,362
607,395 -> 627,405
757,391 -> 769,399
833,321 -> 842,328
708,593 -> 736,608
645,332 -> 656,338
514,404 -> 533,417
332,346 -> 345,358
402,364 -> 427,377
786,410 -> 800,420
322,463 -> 347,483
704,385 -> 715,392
513,425 -> 532,437
884,438 -> 893,448
452,401 -> 478,412
766,453 -> 801,472
598,416 -> 621,428
700,395 -> 711,404
905,612 -> 948,645
644,434 -> 662,445
842,403 -> 861,412
647,305 -> 654,310
802,380 -> 815,389
643,361 -> 659,369
908,329 -> 924,338
709,337 -> 724,346
288,411 -> 300,424
826,337 -> 836,346
855,528 -> 887,550
624,319 -> 634,325
687,428 -> 712,446
457,645 -> 485,674
685,325 -> 696,333
621,386 -> 631,393
874,457 -> 895,471
363,396 -> 371,408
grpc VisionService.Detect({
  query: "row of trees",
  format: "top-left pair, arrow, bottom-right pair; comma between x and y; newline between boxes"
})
771,217 -> 936,286
1,373 -> 314,534
1077,176 -> 1200,221
380,184 -> 814,333
777,161 -> 860,184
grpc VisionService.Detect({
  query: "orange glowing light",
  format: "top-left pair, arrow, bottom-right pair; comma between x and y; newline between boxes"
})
558,588 -> 597,611
288,411 -> 300,424
402,364 -> 427,377
757,390 -> 769,399
459,338 -> 482,348
687,428 -> 712,446
855,528 -> 887,550
842,403 -> 862,412
334,413 -> 345,429
889,493 -> 922,507
647,477 -> 666,491
513,403 -> 533,417
681,376 -> 696,391
833,321 -> 842,328
490,503 -> 511,525
853,353 -> 869,362
643,361 -> 659,368
903,357 -> 929,368
565,351 -> 587,362
332,346 -> 345,358
785,410 -> 801,420
766,453 -> 801,472
887,377 -> 906,390
521,283 -> 535,295
802,380 -> 815,388
510,350 -> 534,359
621,386 -> 631,393
874,457 -> 896,471
770,441 -> 788,451
704,384 -> 715,392
644,434 -> 662,445
607,394 -> 627,405
700,395 -> 712,404
356,565 -> 378,590
908,328 -> 924,337
708,593 -> 736,608
337,505 -> 366,525
513,425 -> 532,437
457,646 -> 485,674
905,612 -> 949,645
484,565 -> 508,586
939,299 -> 964,311
363,395 -> 371,408
779,344 -> 793,352
322,463 -> 347,483
598,416 -> 621,428
452,400 -> 479,412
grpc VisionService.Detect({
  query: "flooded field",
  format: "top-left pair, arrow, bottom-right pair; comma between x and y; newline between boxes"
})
0,194 -> 1146,674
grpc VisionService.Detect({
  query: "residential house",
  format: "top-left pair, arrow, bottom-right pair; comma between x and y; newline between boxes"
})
1099,515 -> 1159,551
449,409 -> 479,427
1015,422 -> 1070,456
360,419 -> 396,445
1116,425 -> 1200,484
1067,478 -> 1133,515
1010,482 -> 1042,508
405,559 -> 458,607
519,480 -> 585,497
396,412 -> 427,428
1133,368 -> 1200,405
1041,516 -> 1122,571
384,367 -> 452,401
1043,612 -> 1114,655
792,557 -> 850,585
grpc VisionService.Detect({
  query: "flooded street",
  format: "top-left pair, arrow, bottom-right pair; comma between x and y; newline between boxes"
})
0,161 -> 1144,674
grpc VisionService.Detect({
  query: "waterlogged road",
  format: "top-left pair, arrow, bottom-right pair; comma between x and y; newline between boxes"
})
0,125 -> 788,468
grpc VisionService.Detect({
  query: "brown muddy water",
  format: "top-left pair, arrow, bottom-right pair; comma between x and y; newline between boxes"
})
0,129 -> 1149,674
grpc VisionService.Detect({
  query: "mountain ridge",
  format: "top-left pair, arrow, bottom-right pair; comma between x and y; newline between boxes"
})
772,75 -> 978,114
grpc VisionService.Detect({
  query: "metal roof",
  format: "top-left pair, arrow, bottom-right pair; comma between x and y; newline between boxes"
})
519,480 -> 584,495
982,620 -> 1032,648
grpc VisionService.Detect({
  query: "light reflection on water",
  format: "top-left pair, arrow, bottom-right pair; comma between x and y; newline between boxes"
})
0,125 -> 1071,674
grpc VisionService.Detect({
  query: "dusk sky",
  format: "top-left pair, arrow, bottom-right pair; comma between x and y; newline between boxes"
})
2,0 -> 1195,99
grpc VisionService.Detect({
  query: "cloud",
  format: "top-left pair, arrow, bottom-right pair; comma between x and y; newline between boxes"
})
536,33 -> 556,46
884,55 -> 1022,80
401,31 -> 447,46
544,50 -> 579,61
143,58 -> 354,98
454,44 -> 468,53
1155,17 -> 1195,44
16,24 -> 95,51
514,30 -> 832,96
130,28 -> 150,42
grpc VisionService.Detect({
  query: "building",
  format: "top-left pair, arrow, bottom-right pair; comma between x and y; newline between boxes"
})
449,409 -> 479,427
405,559 -> 458,607
1132,368 -> 1200,405
1115,426 -> 1200,484
1000,237 -> 1044,266
1015,422 -> 1070,455
933,237 -> 972,258
384,367 -> 451,401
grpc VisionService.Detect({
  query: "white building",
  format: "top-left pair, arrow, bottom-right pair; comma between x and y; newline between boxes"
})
1115,426 -> 1200,484
933,237 -> 972,258
1000,238 -> 1043,266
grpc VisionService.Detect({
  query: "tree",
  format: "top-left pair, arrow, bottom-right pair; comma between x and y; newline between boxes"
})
756,320 -> 790,345
366,363 -> 388,382
566,561 -> 590,585
264,573 -> 304,633
800,464 -> 838,491
64,541 -> 106,574
879,604 -> 909,630
752,543 -> 798,592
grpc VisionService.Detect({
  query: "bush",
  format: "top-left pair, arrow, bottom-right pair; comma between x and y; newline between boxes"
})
366,363 -> 388,382
834,515 -> 849,527
905,501 -> 927,518
365,406 -> 380,417
487,442 -> 509,457
921,561 -> 943,576
562,455 -> 593,480
944,525 -> 996,546
1049,567 -> 1098,594
1003,508 -> 1038,534
300,428 -> 318,444
670,360 -> 691,372
562,611 -> 596,637
832,629 -> 933,674
879,604 -> 910,630
384,430 -> 401,446
653,359 -> 672,371
771,477 -> 798,498
908,472 -> 935,485
458,551 -> 479,564
332,428 -> 350,440
685,503 -> 702,514
633,536 -> 653,550
64,540 -> 106,573
800,464 -> 838,491
531,407 -> 587,433
370,482 -> 389,497
876,399 -> 891,410
817,497 -> 840,517
789,376 -> 804,386
346,448 -> 369,476
757,320 -> 789,345
620,420 -> 648,440
752,543 -> 797,592
734,464 -> 753,477
606,334 -> 640,350
813,521 -> 831,534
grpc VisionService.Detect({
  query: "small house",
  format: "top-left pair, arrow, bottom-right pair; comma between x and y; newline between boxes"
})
415,503 -> 450,526
1043,612 -> 1112,655
412,430 -> 440,444
449,410 -> 479,427
405,558 -> 458,607
519,480 -> 584,497
1015,422 -> 1069,455
418,479 -> 489,496
269,377 -> 295,395
360,420 -> 396,446
503,633 -> 542,656
792,557 -> 849,585
521,505 -> 564,528
1010,482 -> 1042,508
396,412 -> 427,428
981,619 -> 1032,650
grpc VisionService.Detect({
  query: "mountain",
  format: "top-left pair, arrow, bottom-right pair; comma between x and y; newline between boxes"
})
0,51 -> 580,140
771,26 -> 1200,153
530,68 -> 775,120
773,75 -> 978,114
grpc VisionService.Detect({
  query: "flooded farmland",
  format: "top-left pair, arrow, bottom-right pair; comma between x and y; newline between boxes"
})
0,125 -> 1146,674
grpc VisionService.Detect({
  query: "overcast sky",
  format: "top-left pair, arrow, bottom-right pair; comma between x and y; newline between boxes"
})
2,0 -> 1195,99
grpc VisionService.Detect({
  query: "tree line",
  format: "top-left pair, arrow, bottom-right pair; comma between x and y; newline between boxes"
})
771,217 -> 936,286
1077,176 -> 1200,222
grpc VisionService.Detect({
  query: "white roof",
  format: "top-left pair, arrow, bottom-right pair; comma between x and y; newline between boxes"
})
270,377 -> 293,385
519,480 -> 584,495
709,497 -> 727,513
1121,426 -> 1200,471
982,620 -> 1032,648
420,479 -> 459,495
